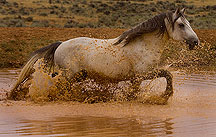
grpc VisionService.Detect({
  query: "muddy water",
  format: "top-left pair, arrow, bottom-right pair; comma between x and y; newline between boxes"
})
0,69 -> 216,137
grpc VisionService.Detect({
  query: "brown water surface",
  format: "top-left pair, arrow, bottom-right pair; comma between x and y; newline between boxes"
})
0,69 -> 216,137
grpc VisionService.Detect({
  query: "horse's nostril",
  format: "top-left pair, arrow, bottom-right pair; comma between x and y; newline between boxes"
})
194,40 -> 198,45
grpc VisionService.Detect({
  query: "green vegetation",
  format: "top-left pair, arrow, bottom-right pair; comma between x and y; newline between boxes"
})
0,0 -> 216,29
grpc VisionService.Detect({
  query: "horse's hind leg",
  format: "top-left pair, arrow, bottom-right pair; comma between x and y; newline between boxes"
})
72,70 -> 88,82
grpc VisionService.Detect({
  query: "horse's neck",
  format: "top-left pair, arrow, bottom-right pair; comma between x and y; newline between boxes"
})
140,31 -> 168,50
122,31 -> 169,73
124,31 -> 169,52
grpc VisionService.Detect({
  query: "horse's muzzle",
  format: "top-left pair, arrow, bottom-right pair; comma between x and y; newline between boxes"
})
186,38 -> 199,50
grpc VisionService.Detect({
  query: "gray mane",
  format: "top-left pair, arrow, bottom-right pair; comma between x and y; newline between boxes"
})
113,12 -> 174,46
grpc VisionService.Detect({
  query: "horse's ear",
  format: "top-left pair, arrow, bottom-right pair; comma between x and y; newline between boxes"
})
174,8 -> 180,15
180,8 -> 186,14
173,8 -> 181,22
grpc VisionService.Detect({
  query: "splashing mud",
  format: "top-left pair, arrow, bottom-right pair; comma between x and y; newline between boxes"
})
11,59 -> 169,104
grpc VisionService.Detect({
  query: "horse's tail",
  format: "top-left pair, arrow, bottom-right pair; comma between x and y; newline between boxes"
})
9,41 -> 62,99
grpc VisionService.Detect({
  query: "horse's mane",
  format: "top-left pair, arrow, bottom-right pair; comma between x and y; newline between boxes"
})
113,11 -> 174,46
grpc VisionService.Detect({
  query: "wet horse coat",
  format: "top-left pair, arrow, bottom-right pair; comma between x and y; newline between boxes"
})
54,32 -> 168,81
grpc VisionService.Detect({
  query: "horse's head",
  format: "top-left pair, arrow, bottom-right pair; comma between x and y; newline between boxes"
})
165,8 -> 199,50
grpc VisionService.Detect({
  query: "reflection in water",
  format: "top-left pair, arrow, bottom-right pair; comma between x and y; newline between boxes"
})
172,117 -> 216,137
6,116 -> 174,137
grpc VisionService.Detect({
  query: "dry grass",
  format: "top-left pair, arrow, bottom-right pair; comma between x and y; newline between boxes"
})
1,0 -> 216,28
156,0 -> 216,6
9,0 -> 216,7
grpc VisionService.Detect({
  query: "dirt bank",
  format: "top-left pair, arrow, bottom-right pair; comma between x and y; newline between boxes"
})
0,27 -> 124,68
0,27 -> 216,70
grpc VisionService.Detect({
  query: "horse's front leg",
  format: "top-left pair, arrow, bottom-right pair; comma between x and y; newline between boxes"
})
130,69 -> 173,104
156,70 -> 173,100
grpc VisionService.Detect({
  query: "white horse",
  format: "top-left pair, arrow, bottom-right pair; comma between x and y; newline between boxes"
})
10,8 -> 199,101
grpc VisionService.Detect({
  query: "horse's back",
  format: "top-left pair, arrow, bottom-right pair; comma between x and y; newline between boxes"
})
54,37 -> 133,80
54,37 -> 112,67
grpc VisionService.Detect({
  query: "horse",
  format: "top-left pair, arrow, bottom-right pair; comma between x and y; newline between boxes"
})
9,8 -> 199,102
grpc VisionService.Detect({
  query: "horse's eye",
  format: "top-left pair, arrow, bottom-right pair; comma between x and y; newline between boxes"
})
178,23 -> 185,28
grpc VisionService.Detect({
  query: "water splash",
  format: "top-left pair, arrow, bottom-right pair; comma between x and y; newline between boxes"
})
18,59 -> 169,104
28,59 -> 60,102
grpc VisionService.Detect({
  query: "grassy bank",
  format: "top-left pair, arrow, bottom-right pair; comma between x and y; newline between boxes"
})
0,0 -> 216,29
0,27 -> 216,71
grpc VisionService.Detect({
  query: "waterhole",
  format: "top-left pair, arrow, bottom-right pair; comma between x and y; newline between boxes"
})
0,69 -> 216,136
